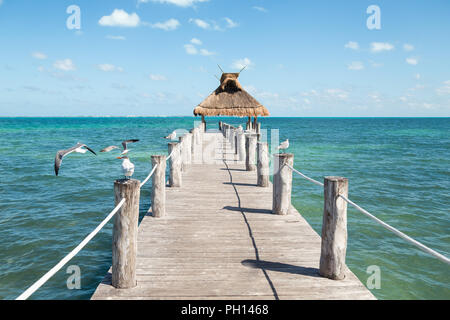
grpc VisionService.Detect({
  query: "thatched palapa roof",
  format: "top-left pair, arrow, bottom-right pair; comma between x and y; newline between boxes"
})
193,72 -> 269,117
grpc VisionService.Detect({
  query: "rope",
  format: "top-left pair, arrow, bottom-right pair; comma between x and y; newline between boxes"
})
166,149 -> 175,161
285,164 -> 324,187
16,198 -> 126,300
339,194 -> 450,265
140,164 -> 158,187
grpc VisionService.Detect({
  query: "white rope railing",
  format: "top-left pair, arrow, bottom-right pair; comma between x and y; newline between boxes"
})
285,164 -> 450,265
140,165 -> 158,187
166,149 -> 175,161
16,198 -> 126,300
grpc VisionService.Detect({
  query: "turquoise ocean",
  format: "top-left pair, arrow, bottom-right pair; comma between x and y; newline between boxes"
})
0,117 -> 448,300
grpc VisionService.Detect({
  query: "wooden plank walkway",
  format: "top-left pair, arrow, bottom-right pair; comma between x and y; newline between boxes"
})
92,132 -> 375,300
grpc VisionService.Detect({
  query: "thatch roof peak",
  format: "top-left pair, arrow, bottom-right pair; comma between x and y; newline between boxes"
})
193,71 -> 269,117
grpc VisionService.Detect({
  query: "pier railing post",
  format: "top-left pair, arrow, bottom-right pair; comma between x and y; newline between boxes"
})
245,134 -> 257,171
238,131 -> 246,161
272,153 -> 294,215
179,135 -> 188,171
186,133 -> 192,165
319,176 -> 348,280
257,142 -> 269,187
168,143 -> 181,187
151,155 -> 166,218
112,179 -> 140,289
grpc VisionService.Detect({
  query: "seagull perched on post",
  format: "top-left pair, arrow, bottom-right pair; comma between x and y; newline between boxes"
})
54,142 -> 97,176
100,139 -> 139,155
276,139 -> 289,153
117,156 -> 135,179
164,131 -> 177,140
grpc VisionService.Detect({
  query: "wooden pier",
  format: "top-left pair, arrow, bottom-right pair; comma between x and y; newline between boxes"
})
91,129 -> 374,300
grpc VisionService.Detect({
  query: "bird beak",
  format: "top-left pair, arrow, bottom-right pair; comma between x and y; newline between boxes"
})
117,157 -> 122,159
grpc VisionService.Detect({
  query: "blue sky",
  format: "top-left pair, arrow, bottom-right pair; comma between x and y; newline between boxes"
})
0,0 -> 449,116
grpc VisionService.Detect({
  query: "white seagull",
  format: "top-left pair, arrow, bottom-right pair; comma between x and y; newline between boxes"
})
117,156 -> 135,179
164,131 -> 177,140
54,142 -> 97,176
100,139 -> 139,155
276,139 -> 289,153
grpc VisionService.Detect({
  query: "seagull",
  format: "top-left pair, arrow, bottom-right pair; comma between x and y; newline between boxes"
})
276,139 -> 289,153
100,139 -> 139,155
54,142 -> 97,176
117,156 -> 135,179
164,131 -> 177,140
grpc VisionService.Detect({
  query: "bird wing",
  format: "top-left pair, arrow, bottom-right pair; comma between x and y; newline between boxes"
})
80,144 -> 97,155
54,143 -> 96,176
100,146 -> 119,152
122,139 -> 139,150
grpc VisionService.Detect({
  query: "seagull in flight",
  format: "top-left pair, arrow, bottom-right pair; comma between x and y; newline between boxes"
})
276,139 -> 289,153
117,156 -> 135,179
164,131 -> 177,140
100,139 -> 139,155
54,142 -> 97,176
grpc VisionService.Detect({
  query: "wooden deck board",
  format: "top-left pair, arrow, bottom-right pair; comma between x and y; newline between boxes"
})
91,132 -> 375,300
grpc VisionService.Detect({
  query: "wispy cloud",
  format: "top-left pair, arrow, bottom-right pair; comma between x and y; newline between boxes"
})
344,41 -> 359,50
347,61 -> 364,70
231,58 -> 253,70
106,35 -> 126,40
436,80 -> 450,95
189,18 -> 210,29
199,49 -> 215,56
403,43 -> 414,51
97,64 -> 124,72
184,44 -> 198,55
253,6 -> 268,13
149,74 -> 167,81
99,9 -> 140,27
32,52 -> 47,60
54,59 -> 76,71
138,0 -> 209,7
150,18 -> 180,31
191,38 -> 202,45
224,17 -> 238,28
406,57 -> 419,65
370,42 -> 394,53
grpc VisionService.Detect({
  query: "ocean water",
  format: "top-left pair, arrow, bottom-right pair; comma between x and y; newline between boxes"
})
0,117 -> 448,300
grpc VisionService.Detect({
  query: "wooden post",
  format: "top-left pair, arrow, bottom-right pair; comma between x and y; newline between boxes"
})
168,143 -> 181,187
151,155 -> 166,218
230,128 -> 235,152
238,131 -> 246,161
201,115 -> 206,132
257,142 -> 269,187
179,135 -> 188,171
186,133 -> 192,165
245,134 -> 257,171
112,179 -> 140,289
219,121 -> 222,131
319,177 -> 348,280
272,153 -> 294,215
256,122 -> 261,135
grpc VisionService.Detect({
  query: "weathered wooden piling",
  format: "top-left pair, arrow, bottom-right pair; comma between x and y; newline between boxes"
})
186,133 -> 192,165
272,153 -> 294,215
245,134 -> 257,171
319,176 -> 349,280
151,155 -> 166,218
179,135 -> 188,171
112,179 -> 140,289
168,143 -> 181,187
257,142 -> 269,187
237,131 -> 246,161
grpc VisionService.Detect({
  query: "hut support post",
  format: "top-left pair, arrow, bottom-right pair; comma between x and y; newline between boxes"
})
168,143 -> 181,187
201,115 -> 206,132
112,179 -> 140,289
257,142 -> 269,187
272,153 -> 294,215
151,155 -> 166,218
319,177 -> 348,280
245,134 -> 257,171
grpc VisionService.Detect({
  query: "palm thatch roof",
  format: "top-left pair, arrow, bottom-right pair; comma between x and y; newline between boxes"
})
193,72 -> 269,117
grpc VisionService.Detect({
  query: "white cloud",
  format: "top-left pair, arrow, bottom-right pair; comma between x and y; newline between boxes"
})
231,58 -> 253,70
406,57 -> 419,65
253,6 -> 268,12
326,89 -> 349,100
0,0 -> 3,6
32,52 -> 47,60
106,35 -> 126,40
54,59 -> 76,71
415,73 -> 421,80
184,44 -> 198,55
224,17 -> 238,28
99,9 -> 140,27
370,42 -> 394,53
97,64 -> 123,72
191,38 -> 202,45
151,18 -> 180,31
149,74 -> 167,81
436,80 -> 450,95
189,18 -> 210,29
199,49 -> 215,56
347,61 -> 364,70
138,0 -> 209,7
344,41 -> 359,50
403,43 -> 414,51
